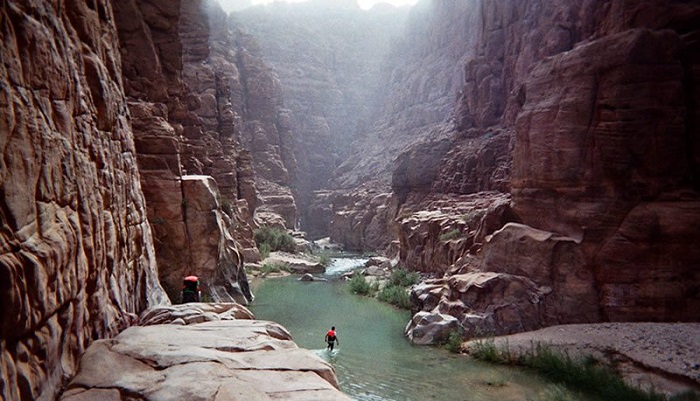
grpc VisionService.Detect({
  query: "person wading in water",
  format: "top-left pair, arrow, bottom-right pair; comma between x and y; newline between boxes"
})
325,326 -> 339,351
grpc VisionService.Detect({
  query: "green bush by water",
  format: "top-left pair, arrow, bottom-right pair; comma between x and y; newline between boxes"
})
348,271 -> 371,295
443,329 -> 464,353
258,242 -> 271,259
254,226 -> 296,254
261,262 -> 290,274
377,284 -> 412,309
318,252 -> 332,267
388,268 -> 420,287
470,340 -> 698,401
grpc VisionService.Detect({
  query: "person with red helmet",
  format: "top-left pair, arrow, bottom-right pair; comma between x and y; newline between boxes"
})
182,275 -> 200,303
325,326 -> 340,351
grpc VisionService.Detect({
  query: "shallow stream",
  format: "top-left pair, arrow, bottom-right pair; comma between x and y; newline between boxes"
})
250,258 -> 563,401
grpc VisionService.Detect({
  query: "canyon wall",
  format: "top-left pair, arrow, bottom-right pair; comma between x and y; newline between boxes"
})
1,1 -> 300,399
392,0 -> 700,338
0,1 -> 168,400
114,0 -> 256,303
114,0 -> 299,302
238,0 -> 700,335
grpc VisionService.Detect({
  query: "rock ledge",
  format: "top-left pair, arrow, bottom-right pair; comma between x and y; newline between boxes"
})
60,304 -> 352,401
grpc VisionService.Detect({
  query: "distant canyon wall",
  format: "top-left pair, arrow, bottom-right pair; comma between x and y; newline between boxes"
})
232,2 -> 412,237
0,1 -> 167,400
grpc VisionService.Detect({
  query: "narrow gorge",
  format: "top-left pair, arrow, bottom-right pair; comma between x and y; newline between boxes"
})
1,0 -> 699,400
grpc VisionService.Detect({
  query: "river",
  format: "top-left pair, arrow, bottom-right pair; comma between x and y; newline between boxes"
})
249,257 -> 562,401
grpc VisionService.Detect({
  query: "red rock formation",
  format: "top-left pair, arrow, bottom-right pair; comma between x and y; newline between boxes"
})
0,1 -> 167,400
511,4 -> 700,322
114,0 -> 283,303
402,0 -> 700,338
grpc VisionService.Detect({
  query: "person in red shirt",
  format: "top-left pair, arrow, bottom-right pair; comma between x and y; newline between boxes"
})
325,326 -> 339,351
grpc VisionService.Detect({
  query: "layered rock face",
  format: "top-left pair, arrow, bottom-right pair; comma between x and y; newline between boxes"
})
511,9 -> 700,321
0,1 -> 167,400
402,0 -> 700,339
114,0 -> 300,302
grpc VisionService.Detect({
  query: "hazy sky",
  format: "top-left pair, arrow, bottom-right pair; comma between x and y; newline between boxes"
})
218,0 -> 419,12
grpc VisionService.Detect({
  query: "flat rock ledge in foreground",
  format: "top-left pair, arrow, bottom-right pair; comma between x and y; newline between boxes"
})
60,304 -> 352,401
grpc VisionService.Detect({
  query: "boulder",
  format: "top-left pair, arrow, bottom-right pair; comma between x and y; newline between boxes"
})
405,312 -> 460,345
408,223 -> 599,338
365,256 -> 391,268
264,253 -> 325,274
299,273 -> 315,282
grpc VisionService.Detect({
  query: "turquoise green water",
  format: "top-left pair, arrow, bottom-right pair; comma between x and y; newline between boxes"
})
249,261 -> 564,401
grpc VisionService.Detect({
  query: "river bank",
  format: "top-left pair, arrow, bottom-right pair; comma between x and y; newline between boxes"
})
466,323 -> 700,397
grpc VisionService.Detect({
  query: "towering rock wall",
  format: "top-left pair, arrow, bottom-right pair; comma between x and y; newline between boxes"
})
399,0 -> 700,338
114,0 -> 297,303
0,1 -> 167,400
509,1 -> 700,321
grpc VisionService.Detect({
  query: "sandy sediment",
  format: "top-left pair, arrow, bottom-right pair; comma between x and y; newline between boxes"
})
467,323 -> 700,396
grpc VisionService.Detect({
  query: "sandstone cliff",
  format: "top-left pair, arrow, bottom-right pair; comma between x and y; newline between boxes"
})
0,1 -> 167,400
243,0 -> 700,337
113,0 -> 303,303
387,0 -> 700,339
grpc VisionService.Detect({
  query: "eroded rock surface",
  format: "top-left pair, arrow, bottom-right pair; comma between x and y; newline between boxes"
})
0,1 -> 167,400
114,0 -> 305,302
390,0 -> 700,340
60,305 -> 352,401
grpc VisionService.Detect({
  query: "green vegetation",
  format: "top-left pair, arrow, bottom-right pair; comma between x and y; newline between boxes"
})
470,340 -> 699,401
375,268 -> 419,309
260,262 -> 289,274
348,271 -> 378,295
388,268 -> 420,287
439,228 -> 462,241
258,242 -> 271,259
318,252 -> 332,267
442,329 -> 464,354
348,267 -> 419,310
377,284 -> 412,309
254,226 -> 296,254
